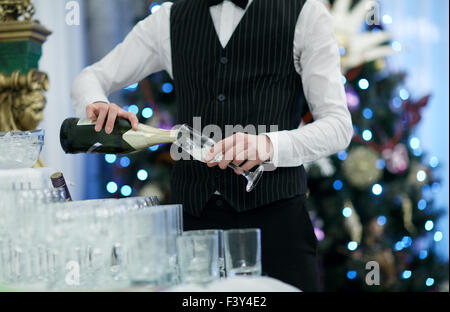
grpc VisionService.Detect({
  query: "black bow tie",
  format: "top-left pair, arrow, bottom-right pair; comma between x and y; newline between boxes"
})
208,0 -> 249,10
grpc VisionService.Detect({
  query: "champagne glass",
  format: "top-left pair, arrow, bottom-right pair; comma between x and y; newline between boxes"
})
174,125 -> 264,192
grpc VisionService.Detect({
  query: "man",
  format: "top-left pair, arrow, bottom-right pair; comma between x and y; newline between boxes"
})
71,0 -> 353,291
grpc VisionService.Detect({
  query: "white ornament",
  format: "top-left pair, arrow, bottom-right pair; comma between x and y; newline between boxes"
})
320,0 -> 396,72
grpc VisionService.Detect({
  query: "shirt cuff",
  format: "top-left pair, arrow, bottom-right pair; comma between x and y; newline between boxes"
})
263,131 -> 296,168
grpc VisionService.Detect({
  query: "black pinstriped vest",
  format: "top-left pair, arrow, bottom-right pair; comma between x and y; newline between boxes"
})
170,0 -> 307,216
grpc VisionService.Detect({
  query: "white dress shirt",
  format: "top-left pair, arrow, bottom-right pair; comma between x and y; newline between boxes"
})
71,0 -> 353,168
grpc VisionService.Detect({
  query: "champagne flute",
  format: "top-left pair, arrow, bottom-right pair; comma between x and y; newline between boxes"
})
174,125 -> 264,192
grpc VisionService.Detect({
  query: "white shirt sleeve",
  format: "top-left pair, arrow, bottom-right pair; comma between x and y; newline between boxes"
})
265,0 -> 354,167
70,2 -> 173,117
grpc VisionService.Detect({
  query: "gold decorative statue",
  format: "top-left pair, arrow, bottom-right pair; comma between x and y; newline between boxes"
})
0,69 -> 48,132
0,0 -> 34,22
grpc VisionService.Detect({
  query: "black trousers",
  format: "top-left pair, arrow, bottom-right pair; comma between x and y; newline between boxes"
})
183,194 -> 320,292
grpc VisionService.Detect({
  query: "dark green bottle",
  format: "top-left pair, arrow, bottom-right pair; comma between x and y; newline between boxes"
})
60,118 -> 179,154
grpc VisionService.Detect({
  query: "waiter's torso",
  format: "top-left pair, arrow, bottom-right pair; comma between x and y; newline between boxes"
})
170,0 -> 308,216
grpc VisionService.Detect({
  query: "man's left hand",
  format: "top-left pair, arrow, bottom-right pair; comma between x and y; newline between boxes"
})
204,133 -> 274,173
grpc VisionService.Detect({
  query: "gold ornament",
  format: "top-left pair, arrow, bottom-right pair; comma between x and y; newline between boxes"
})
399,194 -> 417,235
343,200 -> 363,243
0,69 -> 48,132
342,146 -> 383,189
0,0 -> 34,22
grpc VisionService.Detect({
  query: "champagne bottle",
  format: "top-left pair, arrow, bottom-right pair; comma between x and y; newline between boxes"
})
60,118 -> 180,154
50,172 -> 72,201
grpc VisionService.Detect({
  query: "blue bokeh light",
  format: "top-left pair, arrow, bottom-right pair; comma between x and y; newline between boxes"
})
418,199 -> 427,211
376,159 -> 386,170
342,207 -> 353,218
124,83 -> 138,91
120,185 -> 132,197
337,151 -> 348,161
402,270 -> 412,279
120,157 -> 131,168
363,108 -> 374,119
434,231 -> 443,242
162,82 -> 174,93
106,182 -> 118,194
425,220 -> 434,231
425,278 -> 435,287
429,156 -> 439,168
362,130 -> 373,141
372,184 -> 383,196
128,105 -> 139,115
333,180 -> 344,191
137,169 -> 149,181
347,241 -> 358,251
142,107 -> 154,119
399,89 -> 410,100
149,145 -> 160,152
105,154 -> 117,164
358,79 -> 370,90
419,250 -> 428,260
409,137 -> 421,150
347,270 -> 357,279
377,216 -> 387,226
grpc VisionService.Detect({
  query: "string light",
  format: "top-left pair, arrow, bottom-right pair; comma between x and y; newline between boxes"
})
358,79 -> 370,90
363,108 -> 373,119
416,170 -> 427,182
347,241 -> 358,251
425,278 -> 435,287
376,159 -> 386,170
382,14 -> 393,24
409,137 -> 421,150
399,89 -> 410,100
137,169 -> 149,181
372,184 -> 383,196
434,231 -> 443,242
105,154 -> 117,164
391,41 -> 402,52
362,130 -> 373,141
120,157 -> 131,168
402,236 -> 412,248
333,180 -> 343,191
106,182 -> 118,194
120,185 -> 132,197
418,199 -> 427,211
142,107 -> 154,119
347,270 -> 357,279
124,83 -> 138,91
429,156 -> 439,168
162,82 -> 174,93
337,151 -> 348,161
342,207 -> 353,218
150,3 -> 161,14
402,270 -> 412,279
419,250 -> 428,260
377,216 -> 387,226
424,220 -> 434,231
128,105 -> 139,115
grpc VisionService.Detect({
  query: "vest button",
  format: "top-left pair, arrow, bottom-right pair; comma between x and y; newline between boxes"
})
217,94 -> 226,102
220,56 -> 228,64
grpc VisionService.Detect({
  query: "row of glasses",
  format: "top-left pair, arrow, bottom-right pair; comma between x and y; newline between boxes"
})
176,228 -> 262,286
0,182 -> 185,291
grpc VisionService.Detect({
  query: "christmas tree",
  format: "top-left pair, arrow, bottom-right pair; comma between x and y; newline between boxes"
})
305,0 -> 449,291
99,0 -> 448,291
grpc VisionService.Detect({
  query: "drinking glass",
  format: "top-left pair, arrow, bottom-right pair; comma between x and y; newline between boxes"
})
176,233 -> 220,285
224,229 -> 262,277
183,230 -> 226,278
174,125 -> 264,192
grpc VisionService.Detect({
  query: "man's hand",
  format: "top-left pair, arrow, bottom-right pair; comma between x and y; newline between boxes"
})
204,133 -> 274,173
86,102 -> 139,134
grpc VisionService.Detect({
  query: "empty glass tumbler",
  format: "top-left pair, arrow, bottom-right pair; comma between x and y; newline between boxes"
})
224,229 -> 262,277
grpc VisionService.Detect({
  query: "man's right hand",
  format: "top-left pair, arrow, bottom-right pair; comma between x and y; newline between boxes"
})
86,102 -> 139,134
